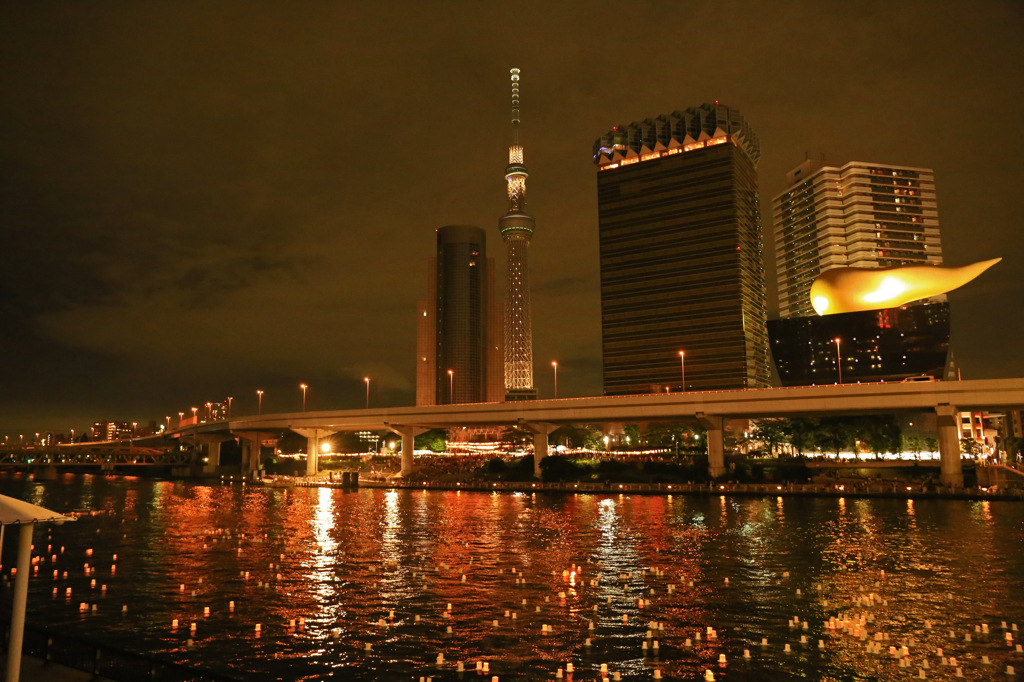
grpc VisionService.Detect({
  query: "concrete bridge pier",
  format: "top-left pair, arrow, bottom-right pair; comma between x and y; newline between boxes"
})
936,405 -> 963,487
385,425 -> 427,478
232,432 -> 267,478
192,434 -> 229,475
521,422 -> 557,477
208,441 -> 221,468
698,415 -> 726,479
292,429 -> 336,476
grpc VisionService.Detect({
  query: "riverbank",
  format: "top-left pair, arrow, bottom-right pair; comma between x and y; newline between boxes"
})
284,476 -> 1024,500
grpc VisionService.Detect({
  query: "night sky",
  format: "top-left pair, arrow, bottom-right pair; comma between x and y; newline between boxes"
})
2,2 -> 1022,436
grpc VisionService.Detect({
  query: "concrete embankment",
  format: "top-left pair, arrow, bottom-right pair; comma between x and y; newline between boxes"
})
352,479 -> 1023,501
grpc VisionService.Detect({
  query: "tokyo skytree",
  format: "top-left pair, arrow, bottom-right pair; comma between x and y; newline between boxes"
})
500,68 -> 537,401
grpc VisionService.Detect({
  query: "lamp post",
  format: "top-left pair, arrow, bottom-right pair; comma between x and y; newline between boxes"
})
191,407 -> 198,423
131,422 -> 137,439
364,377 -> 370,409
679,351 -> 686,391
178,411 -> 184,427
227,396 -> 233,418
257,390 -> 264,415
448,370 -> 454,404
300,384 -> 308,412
834,338 -> 842,384
205,402 -> 212,421
551,361 -> 558,399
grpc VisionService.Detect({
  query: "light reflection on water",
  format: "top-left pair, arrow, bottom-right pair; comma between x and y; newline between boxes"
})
0,473 -> 1022,681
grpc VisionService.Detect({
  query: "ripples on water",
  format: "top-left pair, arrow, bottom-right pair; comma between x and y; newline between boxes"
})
1,473 -> 1022,681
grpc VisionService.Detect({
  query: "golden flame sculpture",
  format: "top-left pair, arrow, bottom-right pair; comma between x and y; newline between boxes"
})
810,258 -> 1001,315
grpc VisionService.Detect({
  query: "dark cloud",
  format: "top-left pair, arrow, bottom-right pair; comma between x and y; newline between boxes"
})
1,1 -> 1022,434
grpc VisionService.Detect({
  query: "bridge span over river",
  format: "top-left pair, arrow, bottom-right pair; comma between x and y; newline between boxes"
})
169,378 -> 1024,487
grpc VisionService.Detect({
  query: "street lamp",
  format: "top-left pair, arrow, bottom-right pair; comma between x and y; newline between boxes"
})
448,369 -> 454,404
364,377 -> 370,409
257,390 -> 264,415
834,338 -> 842,384
205,402 -> 212,420
227,397 -> 233,418
191,407 -> 198,422
679,351 -> 686,391
178,411 -> 184,427
131,422 -> 137,438
551,361 -> 558,399
300,383 -> 308,411
165,416 -> 171,429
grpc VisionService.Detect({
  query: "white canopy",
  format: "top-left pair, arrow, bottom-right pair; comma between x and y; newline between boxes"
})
0,494 -> 75,526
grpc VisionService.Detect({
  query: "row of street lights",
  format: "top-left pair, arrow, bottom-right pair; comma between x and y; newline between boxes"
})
178,348 -> 691,424
447,352 -> 685,403
176,379 -> 359,427
23,350 -> 690,443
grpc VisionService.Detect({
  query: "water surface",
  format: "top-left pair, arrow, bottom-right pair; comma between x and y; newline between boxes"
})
2,472 -> 1022,681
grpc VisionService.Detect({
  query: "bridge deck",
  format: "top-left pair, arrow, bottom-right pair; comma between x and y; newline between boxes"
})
169,378 -> 1024,436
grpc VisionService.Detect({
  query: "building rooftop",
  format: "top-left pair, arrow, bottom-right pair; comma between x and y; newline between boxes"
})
593,103 -> 760,167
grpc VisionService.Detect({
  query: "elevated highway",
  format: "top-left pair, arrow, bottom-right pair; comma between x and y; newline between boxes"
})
170,378 -> 1024,487
0,446 -> 190,469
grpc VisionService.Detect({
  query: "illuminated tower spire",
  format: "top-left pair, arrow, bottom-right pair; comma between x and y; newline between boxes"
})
500,67 -> 537,401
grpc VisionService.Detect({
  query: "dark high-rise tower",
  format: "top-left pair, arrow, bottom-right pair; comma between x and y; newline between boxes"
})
416,226 -> 503,405
500,67 -> 537,402
593,103 -> 771,394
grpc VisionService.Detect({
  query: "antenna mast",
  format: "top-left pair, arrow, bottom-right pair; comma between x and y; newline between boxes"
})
511,67 -> 520,144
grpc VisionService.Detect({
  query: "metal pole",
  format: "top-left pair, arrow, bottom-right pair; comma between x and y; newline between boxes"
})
834,339 -> 842,384
679,351 -> 685,391
6,522 -> 35,682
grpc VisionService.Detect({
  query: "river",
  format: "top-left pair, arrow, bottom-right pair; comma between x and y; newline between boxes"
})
1,472 -> 1022,681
